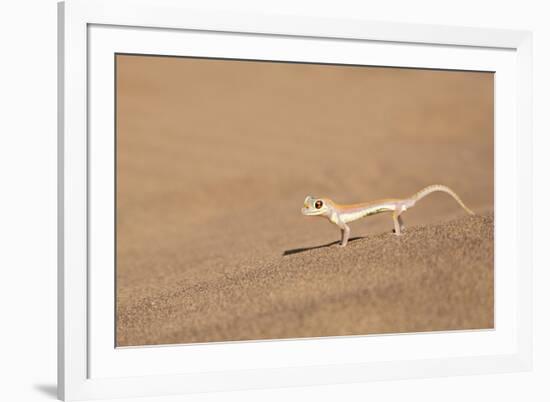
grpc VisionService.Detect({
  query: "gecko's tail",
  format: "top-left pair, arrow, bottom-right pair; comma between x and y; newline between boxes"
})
410,184 -> 475,215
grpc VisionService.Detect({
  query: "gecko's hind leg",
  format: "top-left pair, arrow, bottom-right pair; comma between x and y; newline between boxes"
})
398,215 -> 405,232
392,212 -> 404,235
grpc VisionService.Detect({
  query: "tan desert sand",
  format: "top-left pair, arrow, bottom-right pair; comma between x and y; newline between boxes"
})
115,55 -> 494,346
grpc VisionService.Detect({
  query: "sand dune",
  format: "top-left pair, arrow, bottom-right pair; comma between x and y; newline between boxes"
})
117,214 -> 493,346
115,55 -> 494,346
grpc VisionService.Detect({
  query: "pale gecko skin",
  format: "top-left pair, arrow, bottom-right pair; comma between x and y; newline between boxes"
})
301,184 -> 474,247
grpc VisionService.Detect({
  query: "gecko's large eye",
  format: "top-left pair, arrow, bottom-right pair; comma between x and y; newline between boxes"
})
315,200 -> 323,209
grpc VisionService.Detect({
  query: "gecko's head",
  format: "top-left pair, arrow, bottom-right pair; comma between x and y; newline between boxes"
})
301,196 -> 332,217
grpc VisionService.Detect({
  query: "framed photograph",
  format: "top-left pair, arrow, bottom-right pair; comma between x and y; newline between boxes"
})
58,0 -> 533,400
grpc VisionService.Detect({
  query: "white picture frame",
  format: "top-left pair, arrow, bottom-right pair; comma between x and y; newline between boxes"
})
58,0 -> 533,400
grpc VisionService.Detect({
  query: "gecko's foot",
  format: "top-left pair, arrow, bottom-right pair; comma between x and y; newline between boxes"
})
337,243 -> 347,248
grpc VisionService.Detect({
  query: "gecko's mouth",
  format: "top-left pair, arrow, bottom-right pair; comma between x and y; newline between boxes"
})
301,207 -> 323,216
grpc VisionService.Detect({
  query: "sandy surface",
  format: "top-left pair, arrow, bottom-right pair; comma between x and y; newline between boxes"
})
115,55 -> 494,346
117,214 -> 493,346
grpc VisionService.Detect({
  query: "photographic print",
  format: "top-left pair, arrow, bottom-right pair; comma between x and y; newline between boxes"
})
115,54 -> 494,347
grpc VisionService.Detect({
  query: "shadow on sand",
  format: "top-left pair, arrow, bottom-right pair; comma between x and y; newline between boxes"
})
282,237 -> 364,256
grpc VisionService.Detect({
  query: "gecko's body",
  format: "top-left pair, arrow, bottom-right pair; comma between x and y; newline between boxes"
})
301,184 -> 474,247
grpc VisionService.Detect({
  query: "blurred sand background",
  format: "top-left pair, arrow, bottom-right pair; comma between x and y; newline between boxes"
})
115,55 -> 494,347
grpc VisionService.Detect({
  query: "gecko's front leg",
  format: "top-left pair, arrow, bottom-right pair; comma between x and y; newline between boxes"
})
339,223 -> 351,247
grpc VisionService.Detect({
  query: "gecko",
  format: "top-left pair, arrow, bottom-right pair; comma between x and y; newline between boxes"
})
301,184 -> 474,247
